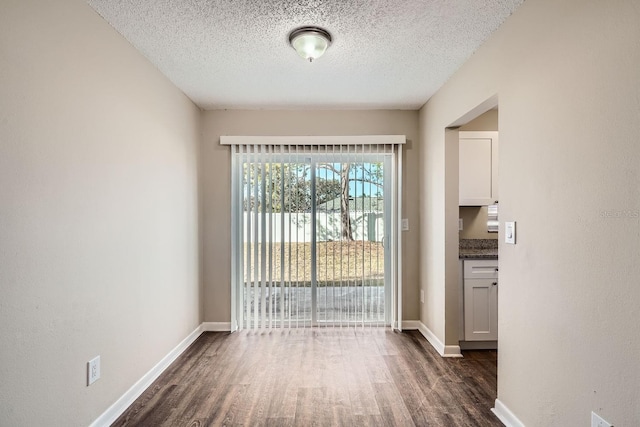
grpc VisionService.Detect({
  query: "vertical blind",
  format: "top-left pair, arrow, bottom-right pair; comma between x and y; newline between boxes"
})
222,136 -> 405,331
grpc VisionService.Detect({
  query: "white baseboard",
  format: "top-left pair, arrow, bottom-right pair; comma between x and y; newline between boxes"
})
492,399 -> 525,427
443,345 -> 463,357
417,321 -> 463,358
89,325 -> 204,427
201,322 -> 232,332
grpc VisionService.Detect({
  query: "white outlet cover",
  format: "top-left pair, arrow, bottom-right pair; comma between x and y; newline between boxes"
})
505,221 -> 516,244
402,218 -> 409,231
88,355 -> 101,386
458,218 -> 463,231
591,412 -> 613,427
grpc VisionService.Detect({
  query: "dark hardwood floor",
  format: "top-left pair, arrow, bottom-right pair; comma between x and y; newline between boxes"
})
112,329 -> 500,426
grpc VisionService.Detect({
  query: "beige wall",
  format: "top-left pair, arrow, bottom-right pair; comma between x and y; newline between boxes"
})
0,1 -> 202,425
201,110 -> 420,323
419,0 -> 640,425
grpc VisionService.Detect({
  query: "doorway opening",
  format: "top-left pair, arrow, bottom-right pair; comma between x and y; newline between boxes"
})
446,96 -> 499,353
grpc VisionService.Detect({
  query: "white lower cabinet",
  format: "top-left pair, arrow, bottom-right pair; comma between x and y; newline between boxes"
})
463,260 -> 498,342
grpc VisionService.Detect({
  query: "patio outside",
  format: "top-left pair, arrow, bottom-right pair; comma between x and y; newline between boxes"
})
243,241 -> 386,326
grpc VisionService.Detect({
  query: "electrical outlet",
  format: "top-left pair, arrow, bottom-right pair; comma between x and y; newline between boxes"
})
458,218 -> 463,231
591,412 -> 613,427
420,290 -> 424,303
87,356 -> 101,386
402,218 -> 409,231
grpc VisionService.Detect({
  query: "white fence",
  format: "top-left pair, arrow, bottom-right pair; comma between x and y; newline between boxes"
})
243,212 -> 384,243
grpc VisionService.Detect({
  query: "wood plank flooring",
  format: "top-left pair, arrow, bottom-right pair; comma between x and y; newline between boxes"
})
112,329 -> 500,427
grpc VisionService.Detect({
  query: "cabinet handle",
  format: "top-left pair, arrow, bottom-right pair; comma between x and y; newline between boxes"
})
492,282 -> 498,286
495,268 -> 499,272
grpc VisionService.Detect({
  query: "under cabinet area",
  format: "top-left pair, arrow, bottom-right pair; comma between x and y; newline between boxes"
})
459,131 -> 499,206
461,259 -> 498,347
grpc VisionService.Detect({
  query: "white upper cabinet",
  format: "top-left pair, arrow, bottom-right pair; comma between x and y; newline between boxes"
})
459,131 -> 499,206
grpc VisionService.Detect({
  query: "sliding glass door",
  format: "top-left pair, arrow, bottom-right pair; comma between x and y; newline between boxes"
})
313,156 -> 389,326
230,142 -> 402,330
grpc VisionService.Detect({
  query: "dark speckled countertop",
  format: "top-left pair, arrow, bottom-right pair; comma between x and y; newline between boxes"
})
459,239 -> 498,259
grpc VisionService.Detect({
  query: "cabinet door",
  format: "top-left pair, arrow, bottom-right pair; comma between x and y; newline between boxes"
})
464,278 -> 498,341
459,131 -> 499,205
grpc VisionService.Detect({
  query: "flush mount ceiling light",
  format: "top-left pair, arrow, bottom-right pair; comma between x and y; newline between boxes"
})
288,26 -> 332,62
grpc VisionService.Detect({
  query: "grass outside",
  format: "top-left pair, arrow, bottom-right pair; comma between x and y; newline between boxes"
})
243,241 -> 384,284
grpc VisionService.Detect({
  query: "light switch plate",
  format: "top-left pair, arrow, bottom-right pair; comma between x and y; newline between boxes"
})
505,221 -> 516,244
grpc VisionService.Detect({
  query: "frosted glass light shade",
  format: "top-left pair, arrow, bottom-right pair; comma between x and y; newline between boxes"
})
289,26 -> 332,62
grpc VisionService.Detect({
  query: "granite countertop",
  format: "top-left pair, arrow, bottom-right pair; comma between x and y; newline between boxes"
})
459,239 -> 498,260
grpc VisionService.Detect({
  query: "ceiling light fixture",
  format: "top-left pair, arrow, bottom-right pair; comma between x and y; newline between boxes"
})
288,26 -> 332,62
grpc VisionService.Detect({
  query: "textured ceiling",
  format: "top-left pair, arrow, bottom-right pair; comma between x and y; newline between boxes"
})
87,0 -> 524,110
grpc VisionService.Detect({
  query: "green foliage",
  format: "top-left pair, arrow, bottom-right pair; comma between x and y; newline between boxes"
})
242,161 -> 384,241
243,163 -> 342,213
